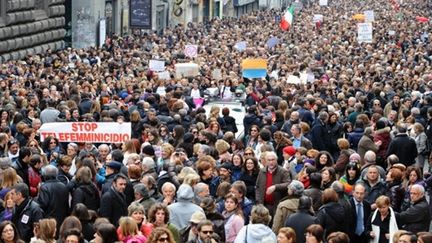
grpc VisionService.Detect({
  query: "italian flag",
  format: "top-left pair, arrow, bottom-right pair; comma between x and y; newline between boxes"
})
280,6 -> 294,31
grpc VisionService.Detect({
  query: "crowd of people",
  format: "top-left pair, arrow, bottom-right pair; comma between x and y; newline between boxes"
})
1,0 -> 432,242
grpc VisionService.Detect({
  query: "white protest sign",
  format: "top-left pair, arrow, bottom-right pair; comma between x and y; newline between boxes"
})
149,60 -> 165,72
358,23 -> 373,43
388,30 -> 396,36
319,0 -> 328,6
39,122 -> 131,143
175,63 -> 199,79
157,71 -> 171,80
313,14 -> 324,23
184,45 -> 198,58
364,10 -> 374,22
234,41 -> 247,51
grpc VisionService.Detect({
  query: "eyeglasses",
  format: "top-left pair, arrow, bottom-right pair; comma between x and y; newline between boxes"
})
158,237 -> 169,242
29,144 -> 37,147
201,231 -> 213,235
2,228 -> 13,233
50,141 -> 57,145
245,152 -> 253,156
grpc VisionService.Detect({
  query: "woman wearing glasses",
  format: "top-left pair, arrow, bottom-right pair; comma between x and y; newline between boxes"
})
147,227 -> 175,243
243,125 -> 260,151
0,221 -> 24,243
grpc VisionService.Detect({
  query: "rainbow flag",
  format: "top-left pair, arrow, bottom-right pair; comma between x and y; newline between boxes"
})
242,59 -> 268,78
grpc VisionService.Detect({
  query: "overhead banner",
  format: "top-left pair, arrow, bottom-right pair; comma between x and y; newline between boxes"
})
39,122 -> 131,143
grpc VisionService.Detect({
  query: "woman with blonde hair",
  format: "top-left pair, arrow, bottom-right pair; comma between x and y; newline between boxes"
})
0,191 -> 14,221
0,168 -> 20,199
215,139 -> 231,163
367,195 -> 398,243
117,217 -> 147,242
122,140 -> 138,165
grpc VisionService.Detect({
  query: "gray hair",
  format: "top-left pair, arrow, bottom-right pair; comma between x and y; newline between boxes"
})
250,204 -> 271,225
161,182 -> 176,192
288,180 -> 304,196
194,183 -> 208,196
142,157 -> 155,169
41,165 -> 58,178
264,151 -> 278,161
331,181 -> 345,194
199,145 -> 211,155
364,150 -> 376,163
98,144 -> 110,151
411,184 -> 425,196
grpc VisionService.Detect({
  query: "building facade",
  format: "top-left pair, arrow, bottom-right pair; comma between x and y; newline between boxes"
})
0,0 -> 66,62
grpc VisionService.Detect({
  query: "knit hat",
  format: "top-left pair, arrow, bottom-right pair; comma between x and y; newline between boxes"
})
141,145 -> 155,156
349,153 -> 361,162
218,163 -> 233,172
283,146 -> 297,156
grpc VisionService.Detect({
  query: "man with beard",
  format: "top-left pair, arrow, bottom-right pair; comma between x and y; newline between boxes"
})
281,111 -> 300,136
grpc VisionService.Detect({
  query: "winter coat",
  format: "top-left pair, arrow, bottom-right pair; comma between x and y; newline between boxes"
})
28,167 -> 41,197
71,182 -> 100,211
357,134 -> 379,163
385,181 -> 404,212
310,119 -> 330,151
373,127 -> 391,159
223,212 -> 244,243
256,166 -> 291,208
99,186 -> 128,226
386,133 -> 417,166
12,198 -> 44,242
243,114 -> 262,136
36,178 -> 69,226
315,202 -> 348,238
272,196 -> 300,233
285,210 -> 316,243
239,171 -> 258,201
347,128 -> 364,151
168,184 -> 204,230
234,223 -> 276,243
223,115 -> 238,134
359,178 -> 387,205
396,197 -> 431,233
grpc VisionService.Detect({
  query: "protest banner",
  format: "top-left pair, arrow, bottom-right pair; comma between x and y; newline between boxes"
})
212,69 -> 222,80
175,63 -> 199,78
319,0 -> 328,6
184,45 -> 198,58
39,122 -> 131,143
149,60 -> 165,72
364,10 -> 374,22
357,23 -> 373,43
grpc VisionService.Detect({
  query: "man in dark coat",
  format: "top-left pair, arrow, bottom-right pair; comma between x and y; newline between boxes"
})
99,173 -> 128,226
285,196 -> 316,243
11,147 -> 32,185
386,125 -> 417,166
11,183 -> 44,242
310,111 -> 330,151
349,183 -> 372,243
36,165 -> 69,228
396,184 -> 431,233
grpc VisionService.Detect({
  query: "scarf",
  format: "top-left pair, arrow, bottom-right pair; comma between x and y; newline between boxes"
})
370,207 -> 398,243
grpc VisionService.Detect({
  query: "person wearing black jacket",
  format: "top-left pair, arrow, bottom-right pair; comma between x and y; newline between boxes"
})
11,147 -> 32,185
11,183 -> 44,242
36,165 -> 69,229
315,188 -> 348,239
99,173 -> 128,226
222,107 -> 238,134
348,183 -> 372,243
285,196 -> 317,243
71,166 -> 100,211
396,184 -> 431,233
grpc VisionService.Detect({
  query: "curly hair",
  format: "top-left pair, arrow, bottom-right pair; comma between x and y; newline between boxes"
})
147,227 -> 175,243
